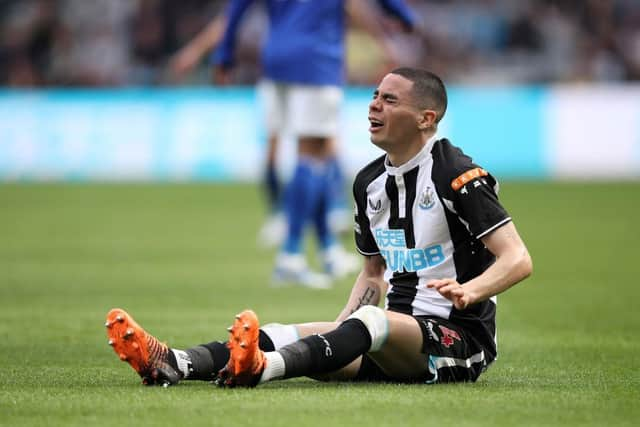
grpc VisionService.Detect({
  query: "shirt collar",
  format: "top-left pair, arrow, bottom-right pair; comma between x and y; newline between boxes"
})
384,134 -> 438,176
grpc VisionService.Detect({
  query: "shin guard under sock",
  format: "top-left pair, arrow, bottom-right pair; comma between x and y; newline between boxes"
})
279,319 -> 371,379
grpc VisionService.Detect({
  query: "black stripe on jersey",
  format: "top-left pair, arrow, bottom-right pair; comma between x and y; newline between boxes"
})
352,155 -> 386,255
430,139 -> 498,357
386,166 -> 419,315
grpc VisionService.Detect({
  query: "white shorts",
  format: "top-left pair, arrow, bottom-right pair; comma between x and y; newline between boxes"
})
258,79 -> 343,138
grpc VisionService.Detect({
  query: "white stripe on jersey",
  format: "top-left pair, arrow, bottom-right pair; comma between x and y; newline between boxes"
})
410,154 -> 457,317
395,174 -> 406,218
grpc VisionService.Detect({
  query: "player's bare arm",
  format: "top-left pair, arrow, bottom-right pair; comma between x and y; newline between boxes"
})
428,221 -> 532,309
167,14 -> 227,80
336,254 -> 387,321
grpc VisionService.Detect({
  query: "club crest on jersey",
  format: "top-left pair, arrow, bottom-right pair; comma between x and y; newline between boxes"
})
418,186 -> 436,210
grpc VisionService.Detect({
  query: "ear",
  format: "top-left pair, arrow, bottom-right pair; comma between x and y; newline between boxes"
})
417,109 -> 437,130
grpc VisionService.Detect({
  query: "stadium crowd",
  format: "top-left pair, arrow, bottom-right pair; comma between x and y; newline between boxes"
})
1,0 -> 639,87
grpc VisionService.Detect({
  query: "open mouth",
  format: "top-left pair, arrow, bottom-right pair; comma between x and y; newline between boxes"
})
369,117 -> 384,130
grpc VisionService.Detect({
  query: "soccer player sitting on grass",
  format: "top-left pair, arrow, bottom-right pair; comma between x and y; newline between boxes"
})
106,67 -> 532,386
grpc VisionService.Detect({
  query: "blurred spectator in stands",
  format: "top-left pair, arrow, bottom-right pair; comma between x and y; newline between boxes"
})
1,0 -> 639,87
0,0 -> 57,86
49,0 -> 135,85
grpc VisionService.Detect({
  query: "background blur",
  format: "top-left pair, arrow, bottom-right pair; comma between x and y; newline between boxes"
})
3,0 -> 640,86
1,0 -> 639,181
2,4 -> 639,424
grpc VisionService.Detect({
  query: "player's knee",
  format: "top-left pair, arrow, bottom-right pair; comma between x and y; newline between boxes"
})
346,306 -> 389,352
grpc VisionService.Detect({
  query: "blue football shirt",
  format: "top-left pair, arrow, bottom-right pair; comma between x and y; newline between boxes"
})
213,0 -> 415,86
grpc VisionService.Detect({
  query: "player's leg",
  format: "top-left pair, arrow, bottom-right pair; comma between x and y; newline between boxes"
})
361,310 -> 429,380
219,306 -> 409,387
105,308 -> 339,386
219,306 -> 396,386
264,133 -> 281,214
325,137 -> 352,235
288,85 -> 359,280
289,85 -> 338,261
386,316 -> 489,383
219,306 -> 486,387
257,80 -> 286,248
273,137 -> 332,288
286,321 -> 368,382
291,90 -> 351,238
218,309 -> 369,387
282,134 -> 329,258
272,85 -> 333,288
332,310 -> 487,383
177,321 -> 343,383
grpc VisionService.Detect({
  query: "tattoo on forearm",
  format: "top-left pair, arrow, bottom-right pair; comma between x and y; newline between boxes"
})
349,286 -> 376,314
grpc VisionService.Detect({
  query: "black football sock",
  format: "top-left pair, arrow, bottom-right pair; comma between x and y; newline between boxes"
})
258,328 -> 276,351
278,319 -> 371,379
182,343 -> 224,381
182,330 -> 275,381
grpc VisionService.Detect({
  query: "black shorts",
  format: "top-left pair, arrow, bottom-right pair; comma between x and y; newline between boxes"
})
354,316 -> 489,384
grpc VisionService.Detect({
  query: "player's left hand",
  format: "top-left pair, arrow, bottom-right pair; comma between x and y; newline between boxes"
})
426,278 -> 471,310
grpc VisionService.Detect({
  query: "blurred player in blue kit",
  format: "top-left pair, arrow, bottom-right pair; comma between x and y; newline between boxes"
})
213,0 -> 417,289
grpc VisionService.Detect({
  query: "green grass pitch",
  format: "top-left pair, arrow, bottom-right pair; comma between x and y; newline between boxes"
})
0,182 -> 638,426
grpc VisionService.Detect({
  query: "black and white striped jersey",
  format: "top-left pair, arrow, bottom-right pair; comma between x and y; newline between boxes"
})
353,136 -> 512,361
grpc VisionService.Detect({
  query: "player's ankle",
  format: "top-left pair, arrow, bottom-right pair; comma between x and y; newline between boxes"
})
260,352 -> 285,383
169,349 -> 191,379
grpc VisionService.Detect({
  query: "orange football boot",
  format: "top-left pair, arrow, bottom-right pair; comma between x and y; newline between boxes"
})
217,309 -> 266,387
105,308 -> 180,386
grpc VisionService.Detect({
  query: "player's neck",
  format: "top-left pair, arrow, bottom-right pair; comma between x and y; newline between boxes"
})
386,133 -> 433,167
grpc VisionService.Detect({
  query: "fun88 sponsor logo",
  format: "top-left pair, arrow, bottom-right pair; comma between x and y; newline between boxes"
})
374,229 -> 445,273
